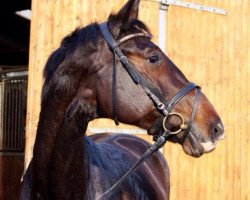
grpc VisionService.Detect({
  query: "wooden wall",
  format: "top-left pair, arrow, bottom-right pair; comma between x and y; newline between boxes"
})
26,0 -> 249,199
165,1 -> 250,199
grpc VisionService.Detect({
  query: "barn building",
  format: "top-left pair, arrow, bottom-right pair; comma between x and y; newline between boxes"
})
0,0 -> 249,199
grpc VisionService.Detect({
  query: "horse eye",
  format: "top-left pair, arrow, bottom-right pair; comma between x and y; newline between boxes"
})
148,54 -> 160,64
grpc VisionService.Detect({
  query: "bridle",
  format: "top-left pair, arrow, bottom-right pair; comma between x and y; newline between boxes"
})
96,22 -> 201,200
98,21 -> 201,200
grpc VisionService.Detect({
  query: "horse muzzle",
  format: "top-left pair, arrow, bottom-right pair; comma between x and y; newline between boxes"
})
183,121 -> 225,157
201,121 -> 225,153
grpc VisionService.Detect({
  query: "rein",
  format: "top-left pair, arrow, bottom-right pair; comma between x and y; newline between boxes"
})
96,22 -> 201,200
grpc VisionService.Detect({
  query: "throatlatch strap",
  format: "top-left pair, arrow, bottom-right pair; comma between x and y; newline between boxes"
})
112,50 -> 119,125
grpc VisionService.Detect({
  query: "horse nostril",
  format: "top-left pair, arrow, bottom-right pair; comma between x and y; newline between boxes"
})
212,122 -> 225,141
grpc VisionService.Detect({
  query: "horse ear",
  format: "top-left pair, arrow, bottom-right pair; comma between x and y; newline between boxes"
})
116,0 -> 140,21
108,0 -> 140,37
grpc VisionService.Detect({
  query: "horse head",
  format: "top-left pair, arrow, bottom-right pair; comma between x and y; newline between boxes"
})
42,0 -> 225,158
77,0 -> 224,157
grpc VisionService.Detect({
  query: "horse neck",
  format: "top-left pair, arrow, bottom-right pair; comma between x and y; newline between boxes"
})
33,80 -> 97,199
48,102 -> 94,199
49,94 -> 98,200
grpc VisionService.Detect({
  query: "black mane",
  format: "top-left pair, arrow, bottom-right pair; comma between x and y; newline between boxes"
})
43,23 -> 99,83
42,18 -> 151,84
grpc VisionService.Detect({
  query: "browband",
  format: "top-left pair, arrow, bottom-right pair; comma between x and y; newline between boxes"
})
116,33 -> 151,46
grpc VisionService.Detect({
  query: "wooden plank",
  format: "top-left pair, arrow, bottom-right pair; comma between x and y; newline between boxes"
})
25,0 -> 44,167
232,1 -> 242,199
239,0 -> 249,198
246,2 -> 250,199
215,1 -> 228,199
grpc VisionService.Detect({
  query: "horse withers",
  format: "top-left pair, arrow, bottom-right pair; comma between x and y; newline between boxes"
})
21,0 -> 225,199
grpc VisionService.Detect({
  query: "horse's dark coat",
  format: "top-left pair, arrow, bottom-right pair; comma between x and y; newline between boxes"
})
85,136 -> 158,200
20,0 -> 223,199
21,134 -> 162,200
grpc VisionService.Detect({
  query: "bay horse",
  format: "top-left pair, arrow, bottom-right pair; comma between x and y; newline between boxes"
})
20,0 -> 225,199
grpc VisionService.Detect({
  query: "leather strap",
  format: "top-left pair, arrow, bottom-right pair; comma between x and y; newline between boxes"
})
167,83 -> 199,111
183,87 -> 201,140
112,50 -> 119,125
